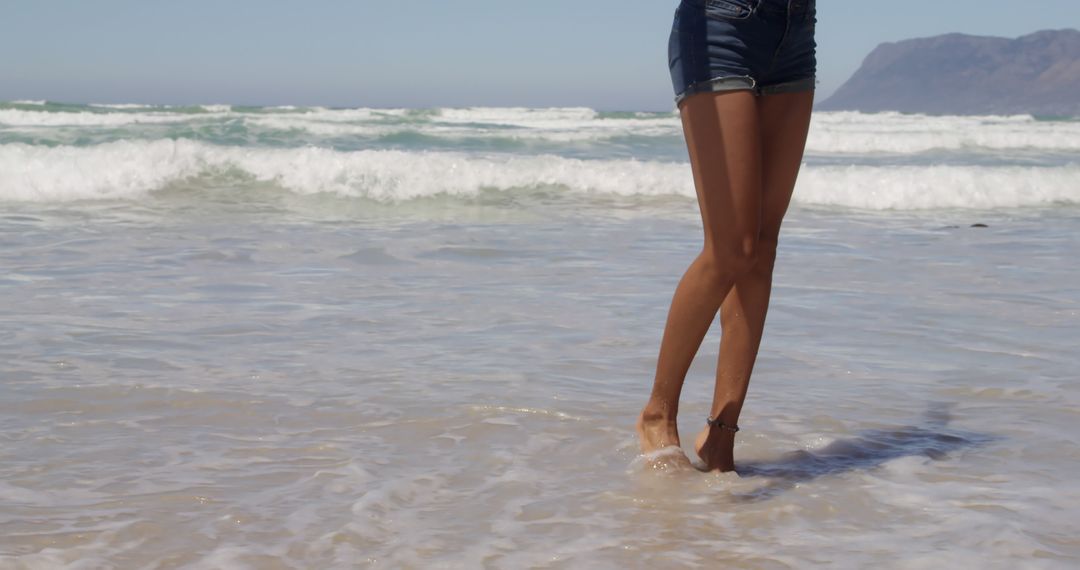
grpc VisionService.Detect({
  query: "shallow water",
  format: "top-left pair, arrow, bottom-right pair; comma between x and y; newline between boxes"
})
1,196 -> 1078,568
2,102 -> 1079,568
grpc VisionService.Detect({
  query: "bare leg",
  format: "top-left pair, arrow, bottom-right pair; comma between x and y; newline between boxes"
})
637,90 -> 763,467
694,90 -> 815,472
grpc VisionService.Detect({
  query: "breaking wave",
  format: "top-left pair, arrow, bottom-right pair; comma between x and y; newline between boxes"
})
2,139 -> 1076,210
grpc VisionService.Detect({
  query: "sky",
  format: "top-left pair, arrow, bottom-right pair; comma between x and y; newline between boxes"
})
2,0 -> 1078,111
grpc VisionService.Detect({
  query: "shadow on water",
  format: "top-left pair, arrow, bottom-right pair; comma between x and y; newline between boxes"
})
732,403 -> 998,502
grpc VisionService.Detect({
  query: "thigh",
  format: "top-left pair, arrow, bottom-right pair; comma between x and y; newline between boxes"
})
678,90 -> 763,254
756,90 -> 814,240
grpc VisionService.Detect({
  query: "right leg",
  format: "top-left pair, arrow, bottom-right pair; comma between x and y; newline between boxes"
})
693,90 -> 816,472
637,89 -> 763,463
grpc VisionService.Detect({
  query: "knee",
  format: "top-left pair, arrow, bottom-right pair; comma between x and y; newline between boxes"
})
752,238 -> 779,275
701,235 -> 779,283
701,236 -> 759,282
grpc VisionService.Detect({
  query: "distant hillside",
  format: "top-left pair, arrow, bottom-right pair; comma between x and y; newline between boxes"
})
819,29 -> 1080,116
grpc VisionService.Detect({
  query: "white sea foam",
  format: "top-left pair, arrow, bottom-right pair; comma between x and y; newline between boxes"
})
0,139 -> 689,202
434,106 -> 600,125
294,107 -> 413,121
796,164 -> 1080,209
809,111 -> 1080,153
0,109 -> 226,127
85,102 -> 233,113
244,105 -> 681,141
238,107 -> 1080,150
245,114 -> 679,141
4,106 -> 1079,153
243,108 -> 1080,149
87,102 -> 158,109
2,139 -> 1077,209
261,107 -> 1080,152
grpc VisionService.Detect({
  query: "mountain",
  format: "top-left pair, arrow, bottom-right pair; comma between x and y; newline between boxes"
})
819,29 -> 1080,116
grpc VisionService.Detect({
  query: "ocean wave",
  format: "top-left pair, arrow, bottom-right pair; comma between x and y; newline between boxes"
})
85,103 -> 234,112
0,108 -> 229,127
86,102 -> 163,110
242,115 -> 679,141
3,104 -> 1079,153
0,139 -> 688,202
433,106 -> 601,125
796,164 -> 1080,210
1,139 -> 1076,209
808,111 -> 1080,153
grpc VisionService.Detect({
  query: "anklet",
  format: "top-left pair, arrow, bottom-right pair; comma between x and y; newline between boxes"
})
706,416 -> 739,433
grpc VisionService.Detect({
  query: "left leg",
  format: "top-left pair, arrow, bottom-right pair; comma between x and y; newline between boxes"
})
695,89 -> 815,472
636,89 -> 764,468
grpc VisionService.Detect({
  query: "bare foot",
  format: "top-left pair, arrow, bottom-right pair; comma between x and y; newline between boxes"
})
636,408 -> 692,470
694,424 -> 736,473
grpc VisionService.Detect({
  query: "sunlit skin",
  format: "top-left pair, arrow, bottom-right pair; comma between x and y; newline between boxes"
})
636,88 -> 815,472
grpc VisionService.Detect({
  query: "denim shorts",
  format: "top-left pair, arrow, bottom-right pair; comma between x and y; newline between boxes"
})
669,0 -> 817,105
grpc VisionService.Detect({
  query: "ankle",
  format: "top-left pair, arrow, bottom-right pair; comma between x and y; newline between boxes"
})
641,399 -> 678,423
707,402 -> 741,429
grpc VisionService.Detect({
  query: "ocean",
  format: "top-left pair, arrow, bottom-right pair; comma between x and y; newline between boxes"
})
1,100 -> 1078,568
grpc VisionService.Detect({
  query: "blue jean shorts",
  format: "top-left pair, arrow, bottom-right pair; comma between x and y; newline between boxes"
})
669,0 -> 817,106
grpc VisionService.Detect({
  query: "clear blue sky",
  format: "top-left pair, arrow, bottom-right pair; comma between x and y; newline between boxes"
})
2,0 -> 1077,110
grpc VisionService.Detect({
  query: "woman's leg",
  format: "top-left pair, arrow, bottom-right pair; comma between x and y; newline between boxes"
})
637,89 -> 764,465
694,90 -> 815,472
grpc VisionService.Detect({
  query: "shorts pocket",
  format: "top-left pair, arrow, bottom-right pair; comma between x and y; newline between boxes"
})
703,0 -> 757,20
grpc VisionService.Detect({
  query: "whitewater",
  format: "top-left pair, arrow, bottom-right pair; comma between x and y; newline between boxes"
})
1,100 -> 1078,569
2,100 -> 1078,208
